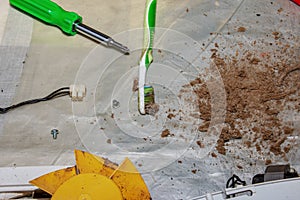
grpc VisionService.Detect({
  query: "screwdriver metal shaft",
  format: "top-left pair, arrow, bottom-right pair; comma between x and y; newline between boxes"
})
74,23 -> 130,54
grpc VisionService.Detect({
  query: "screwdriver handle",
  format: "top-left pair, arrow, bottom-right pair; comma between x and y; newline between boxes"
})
9,0 -> 82,35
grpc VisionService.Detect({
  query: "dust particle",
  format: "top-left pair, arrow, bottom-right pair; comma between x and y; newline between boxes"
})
211,152 -> 217,158
145,103 -> 160,116
132,78 -> 138,92
237,165 -> 243,169
270,137 -> 286,155
161,129 -> 171,138
265,159 -> 272,165
256,143 -> 261,152
198,121 -> 210,132
283,127 -> 294,134
284,144 -> 291,153
216,139 -> 226,155
272,31 -> 280,40
196,140 -> 205,148
244,141 -> 251,148
167,113 -> 176,119
250,57 -> 261,64
237,27 -> 246,32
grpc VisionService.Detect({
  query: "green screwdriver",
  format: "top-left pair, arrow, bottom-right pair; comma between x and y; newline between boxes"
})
9,0 -> 130,54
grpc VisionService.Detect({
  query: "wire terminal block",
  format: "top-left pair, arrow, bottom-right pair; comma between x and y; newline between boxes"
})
70,85 -> 86,101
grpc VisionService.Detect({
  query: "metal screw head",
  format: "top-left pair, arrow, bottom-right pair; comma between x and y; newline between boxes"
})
112,99 -> 120,109
51,129 -> 59,139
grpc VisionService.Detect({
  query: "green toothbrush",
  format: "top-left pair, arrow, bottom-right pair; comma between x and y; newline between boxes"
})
138,0 -> 157,115
9,0 -> 130,53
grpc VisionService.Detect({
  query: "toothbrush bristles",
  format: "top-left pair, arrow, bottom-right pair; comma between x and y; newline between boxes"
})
144,85 -> 159,115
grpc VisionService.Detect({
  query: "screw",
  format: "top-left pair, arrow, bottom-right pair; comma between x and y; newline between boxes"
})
51,129 -> 59,139
112,99 -> 120,109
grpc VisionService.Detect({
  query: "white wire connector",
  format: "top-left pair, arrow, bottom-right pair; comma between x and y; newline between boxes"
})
69,84 -> 86,101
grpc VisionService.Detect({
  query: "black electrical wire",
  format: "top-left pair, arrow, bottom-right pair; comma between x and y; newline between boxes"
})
0,87 -> 70,114
226,174 -> 246,189
226,174 -> 248,198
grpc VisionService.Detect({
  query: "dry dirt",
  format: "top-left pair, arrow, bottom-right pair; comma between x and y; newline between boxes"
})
177,35 -> 299,164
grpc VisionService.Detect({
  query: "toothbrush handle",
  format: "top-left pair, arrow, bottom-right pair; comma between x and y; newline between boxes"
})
142,0 -> 157,69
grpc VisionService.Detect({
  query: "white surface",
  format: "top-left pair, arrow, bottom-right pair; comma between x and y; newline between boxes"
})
0,166 -> 68,192
0,6 -> 33,139
0,166 -> 68,199
0,0 -> 9,42
0,0 -> 299,199
190,177 -> 300,200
